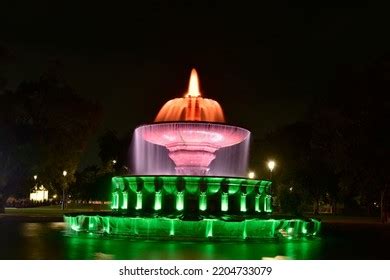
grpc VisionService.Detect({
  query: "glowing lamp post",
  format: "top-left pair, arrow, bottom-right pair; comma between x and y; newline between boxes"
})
267,160 -> 275,180
112,160 -> 117,172
248,171 -> 255,179
33,175 -> 38,187
62,170 -> 67,210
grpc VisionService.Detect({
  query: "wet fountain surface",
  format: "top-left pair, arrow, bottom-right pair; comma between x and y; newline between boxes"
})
1,221 -> 389,260
134,122 -> 250,176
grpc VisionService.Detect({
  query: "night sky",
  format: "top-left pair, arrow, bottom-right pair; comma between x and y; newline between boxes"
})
1,2 -> 390,167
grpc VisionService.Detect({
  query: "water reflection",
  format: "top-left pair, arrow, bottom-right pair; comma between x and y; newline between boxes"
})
0,221 -> 321,260
62,234 -> 323,260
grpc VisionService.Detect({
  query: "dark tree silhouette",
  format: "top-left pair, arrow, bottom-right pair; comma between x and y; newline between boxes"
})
311,55 -> 390,220
252,55 -> 390,219
98,130 -> 121,164
255,122 -> 337,215
0,66 -> 102,212
0,45 -> 13,93
98,130 -> 131,175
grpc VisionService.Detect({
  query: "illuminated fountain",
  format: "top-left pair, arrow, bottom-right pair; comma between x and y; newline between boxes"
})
64,69 -> 320,240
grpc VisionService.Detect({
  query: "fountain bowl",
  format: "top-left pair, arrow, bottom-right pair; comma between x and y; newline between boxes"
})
136,122 -> 250,175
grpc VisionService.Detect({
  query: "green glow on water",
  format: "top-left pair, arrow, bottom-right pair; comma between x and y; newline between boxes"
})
64,215 -> 321,241
122,192 -> 128,210
71,224 -> 80,231
136,192 -> 142,210
206,220 -> 213,238
176,192 -> 184,211
89,219 -> 94,230
199,192 -> 207,211
302,226 -> 307,234
311,218 -> 321,235
240,194 -> 247,212
169,219 -> 175,236
242,220 -> 247,239
154,191 -> 162,211
221,193 -> 228,212
255,195 -> 260,212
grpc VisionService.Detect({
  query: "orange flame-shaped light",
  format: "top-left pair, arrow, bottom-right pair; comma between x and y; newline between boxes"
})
185,68 -> 201,97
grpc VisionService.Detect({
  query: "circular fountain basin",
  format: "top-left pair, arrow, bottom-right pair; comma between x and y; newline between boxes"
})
64,175 -> 321,241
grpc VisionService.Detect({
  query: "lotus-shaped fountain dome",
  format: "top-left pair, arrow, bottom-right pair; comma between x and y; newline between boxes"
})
137,69 -> 250,175
155,69 -> 225,123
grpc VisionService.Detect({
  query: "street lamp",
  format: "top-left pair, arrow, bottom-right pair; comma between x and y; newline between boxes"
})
62,170 -> 67,210
33,175 -> 38,187
267,160 -> 276,180
112,160 -> 117,164
248,171 -> 255,179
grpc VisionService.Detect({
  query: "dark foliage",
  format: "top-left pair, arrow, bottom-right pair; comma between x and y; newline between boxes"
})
0,67 -> 102,211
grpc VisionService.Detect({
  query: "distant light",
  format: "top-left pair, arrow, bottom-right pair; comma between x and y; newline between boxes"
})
33,175 -> 38,180
30,186 -> 48,202
53,194 -> 58,199
267,160 -> 276,172
112,160 -> 117,164
289,187 -> 293,192
63,170 -> 67,177
248,171 -> 255,179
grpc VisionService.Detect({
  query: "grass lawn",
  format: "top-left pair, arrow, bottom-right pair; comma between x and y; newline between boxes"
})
1,204 -> 110,219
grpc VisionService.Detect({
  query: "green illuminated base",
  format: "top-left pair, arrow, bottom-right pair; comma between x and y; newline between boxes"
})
111,175 -> 273,216
65,175 -> 320,241
64,214 -> 320,241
